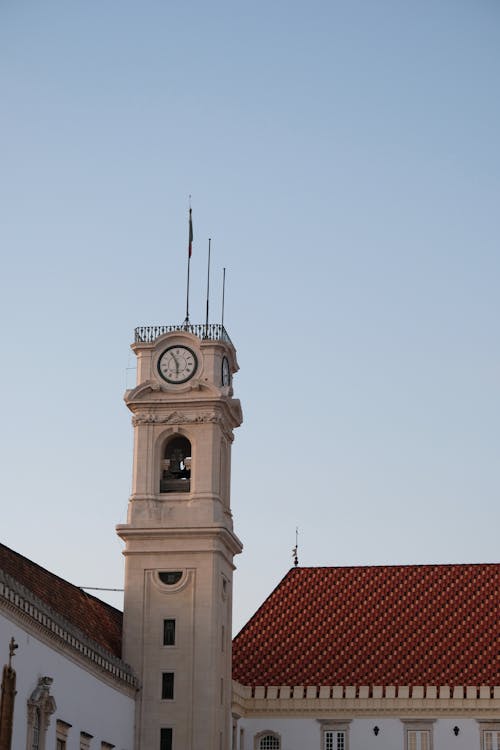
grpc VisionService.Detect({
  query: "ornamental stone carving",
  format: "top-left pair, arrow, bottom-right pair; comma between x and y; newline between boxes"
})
132,412 -> 220,426
26,677 -> 56,750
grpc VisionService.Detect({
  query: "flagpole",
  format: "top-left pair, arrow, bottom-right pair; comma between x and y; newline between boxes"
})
205,238 -> 211,335
221,267 -> 226,329
184,201 -> 193,326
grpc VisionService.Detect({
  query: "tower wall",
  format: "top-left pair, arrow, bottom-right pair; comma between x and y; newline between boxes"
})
117,327 -> 242,750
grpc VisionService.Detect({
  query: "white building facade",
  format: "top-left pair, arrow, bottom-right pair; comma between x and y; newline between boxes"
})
232,685 -> 500,750
0,568 -> 136,750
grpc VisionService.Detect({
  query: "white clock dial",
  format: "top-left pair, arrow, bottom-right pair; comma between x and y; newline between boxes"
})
158,346 -> 198,384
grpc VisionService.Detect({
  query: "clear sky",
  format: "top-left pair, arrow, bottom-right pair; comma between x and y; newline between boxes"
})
1,1 -> 499,634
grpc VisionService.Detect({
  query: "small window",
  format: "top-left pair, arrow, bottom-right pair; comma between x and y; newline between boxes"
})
402,722 -> 434,750
159,571 -> 182,585
325,731 -> 346,750
321,722 -> 350,750
56,719 -> 72,750
407,731 -> 431,750
479,724 -> 500,750
163,619 -> 176,646
483,731 -> 500,750
257,734 -> 280,750
162,672 -> 174,700
80,733 -> 93,750
160,728 -> 172,750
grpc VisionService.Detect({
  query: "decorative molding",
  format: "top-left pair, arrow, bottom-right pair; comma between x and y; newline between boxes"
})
0,570 -> 138,692
132,411 -> 221,426
232,681 -> 500,719
125,380 -> 161,401
126,377 -> 217,404
26,677 -> 56,750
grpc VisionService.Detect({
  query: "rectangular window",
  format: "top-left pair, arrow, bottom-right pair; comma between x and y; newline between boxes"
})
56,720 -> 71,750
160,728 -> 172,750
324,731 -> 345,750
163,619 -> 176,646
80,733 -> 93,750
162,672 -> 175,700
484,731 -> 500,750
407,730 -> 431,750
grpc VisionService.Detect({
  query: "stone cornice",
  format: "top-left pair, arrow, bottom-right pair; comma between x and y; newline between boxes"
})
232,681 -> 500,718
125,382 -> 243,431
0,570 -> 138,694
116,525 -> 243,557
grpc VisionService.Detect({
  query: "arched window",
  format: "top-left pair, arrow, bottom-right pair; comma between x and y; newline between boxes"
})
160,436 -> 192,493
256,732 -> 280,750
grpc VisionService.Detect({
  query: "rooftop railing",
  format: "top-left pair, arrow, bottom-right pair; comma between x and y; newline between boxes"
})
134,323 -> 232,345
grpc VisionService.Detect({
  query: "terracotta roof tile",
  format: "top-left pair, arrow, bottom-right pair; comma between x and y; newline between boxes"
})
0,543 -> 122,658
232,564 -> 499,688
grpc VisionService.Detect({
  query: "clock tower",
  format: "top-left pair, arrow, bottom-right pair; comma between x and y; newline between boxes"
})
117,323 -> 243,750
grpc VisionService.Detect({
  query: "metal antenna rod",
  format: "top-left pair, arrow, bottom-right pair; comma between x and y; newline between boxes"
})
184,197 -> 193,326
205,238 -> 211,331
221,267 -> 226,328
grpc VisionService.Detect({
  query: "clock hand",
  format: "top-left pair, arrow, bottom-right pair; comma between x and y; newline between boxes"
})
172,355 -> 180,376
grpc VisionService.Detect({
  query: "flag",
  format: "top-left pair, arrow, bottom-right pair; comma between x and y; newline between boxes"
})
188,208 -> 193,258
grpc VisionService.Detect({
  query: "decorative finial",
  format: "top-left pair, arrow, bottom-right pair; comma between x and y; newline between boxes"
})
8,637 -> 18,669
292,527 -> 299,567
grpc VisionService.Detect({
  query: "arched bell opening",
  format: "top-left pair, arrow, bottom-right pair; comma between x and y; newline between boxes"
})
160,435 -> 192,493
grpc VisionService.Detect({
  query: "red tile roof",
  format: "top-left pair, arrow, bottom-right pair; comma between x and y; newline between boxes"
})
0,543 -> 122,658
232,564 -> 499,688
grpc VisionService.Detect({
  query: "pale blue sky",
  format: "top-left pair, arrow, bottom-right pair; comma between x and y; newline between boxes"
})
1,1 -> 499,633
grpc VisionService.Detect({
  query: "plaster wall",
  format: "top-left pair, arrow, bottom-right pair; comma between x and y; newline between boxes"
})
237,716 -> 483,750
0,612 -> 135,750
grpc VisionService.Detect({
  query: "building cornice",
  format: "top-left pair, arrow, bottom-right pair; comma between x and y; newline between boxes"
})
232,681 -> 500,719
0,569 -> 138,694
117,524 -> 243,557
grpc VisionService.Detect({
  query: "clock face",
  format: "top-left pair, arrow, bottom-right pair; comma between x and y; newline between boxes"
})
158,345 -> 198,384
221,356 -> 231,386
